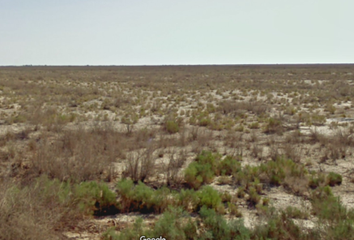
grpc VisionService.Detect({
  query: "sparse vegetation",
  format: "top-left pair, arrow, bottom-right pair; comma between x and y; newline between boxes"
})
1,65 -> 354,239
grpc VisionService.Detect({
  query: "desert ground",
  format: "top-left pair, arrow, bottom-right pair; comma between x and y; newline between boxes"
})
1,65 -> 354,239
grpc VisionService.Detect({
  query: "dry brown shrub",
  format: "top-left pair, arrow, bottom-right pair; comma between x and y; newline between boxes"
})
251,143 -> 263,160
191,128 -> 213,153
282,142 -> 303,163
315,130 -> 352,164
0,178 -> 77,240
165,150 -> 187,187
30,124 -> 122,183
123,143 -> 156,183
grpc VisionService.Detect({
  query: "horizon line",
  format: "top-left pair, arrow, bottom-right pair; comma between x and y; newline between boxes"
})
1,63 -> 354,67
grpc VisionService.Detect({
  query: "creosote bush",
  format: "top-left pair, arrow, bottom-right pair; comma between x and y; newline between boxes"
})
116,179 -> 227,214
116,179 -> 174,214
218,155 -> 241,175
184,151 -> 221,189
185,151 -> 241,189
197,185 -> 222,211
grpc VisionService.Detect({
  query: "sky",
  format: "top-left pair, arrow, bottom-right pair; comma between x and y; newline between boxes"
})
0,0 -> 353,65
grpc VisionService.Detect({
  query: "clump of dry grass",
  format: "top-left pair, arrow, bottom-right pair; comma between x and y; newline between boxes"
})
165,150 -> 187,187
123,143 -> 156,183
29,124 -> 123,183
0,177 -> 77,240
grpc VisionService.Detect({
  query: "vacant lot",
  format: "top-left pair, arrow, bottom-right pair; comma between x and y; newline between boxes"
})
1,65 -> 354,240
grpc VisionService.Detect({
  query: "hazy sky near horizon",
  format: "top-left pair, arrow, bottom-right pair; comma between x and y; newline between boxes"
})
1,0 -> 353,65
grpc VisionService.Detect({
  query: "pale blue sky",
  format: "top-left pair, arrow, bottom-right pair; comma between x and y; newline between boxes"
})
0,0 -> 353,65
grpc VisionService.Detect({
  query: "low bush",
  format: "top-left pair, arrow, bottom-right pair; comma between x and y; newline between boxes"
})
74,181 -> 118,216
106,207 -> 198,240
177,189 -> 200,213
116,179 -> 173,214
116,179 -> 135,213
228,203 -> 242,217
184,151 -> 221,189
327,172 -> 342,186
103,217 -> 145,240
252,207 -> 304,240
309,172 -> 327,189
166,150 -> 186,187
248,187 -> 261,207
184,161 -> 214,189
0,175 -> 119,240
30,126 -> 121,183
218,155 -> 241,176
284,206 -> 309,219
165,120 -> 180,134
259,157 -> 308,188
263,117 -> 283,134
197,186 -> 222,211
199,206 -> 251,240
123,146 -> 156,183
310,186 -> 354,222
153,207 -> 198,240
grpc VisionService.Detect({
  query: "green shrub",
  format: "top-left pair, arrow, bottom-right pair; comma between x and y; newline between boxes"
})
153,207 -> 197,240
284,206 -> 309,219
177,189 -> 199,213
220,191 -> 232,203
312,185 -> 333,200
310,186 -> 353,222
199,206 -> 232,240
196,150 -> 221,170
309,172 -> 326,189
248,187 -> 261,207
116,179 -> 135,212
199,206 -> 250,240
102,227 -> 120,240
133,181 -> 155,212
228,203 -> 242,217
74,181 -> 118,216
327,172 -> 342,186
104,217 -> 146,240
199,117 -> 212,127
109,207 -> 198,240
233,165 -> 260,188
116,180 -> 174,214
151,186 -> 175,213
184,162 -> 213,189
165,120 -> 180,134
237,186 -> 246,198
252,207 -> 303,240
324,219 -> 354,240
260,158 -> 308,187
262,197 -> 270,206
197,186 -> 222,210
184,151 -> 221,189
218,156 -> 241,175
263,117 -> 283,134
